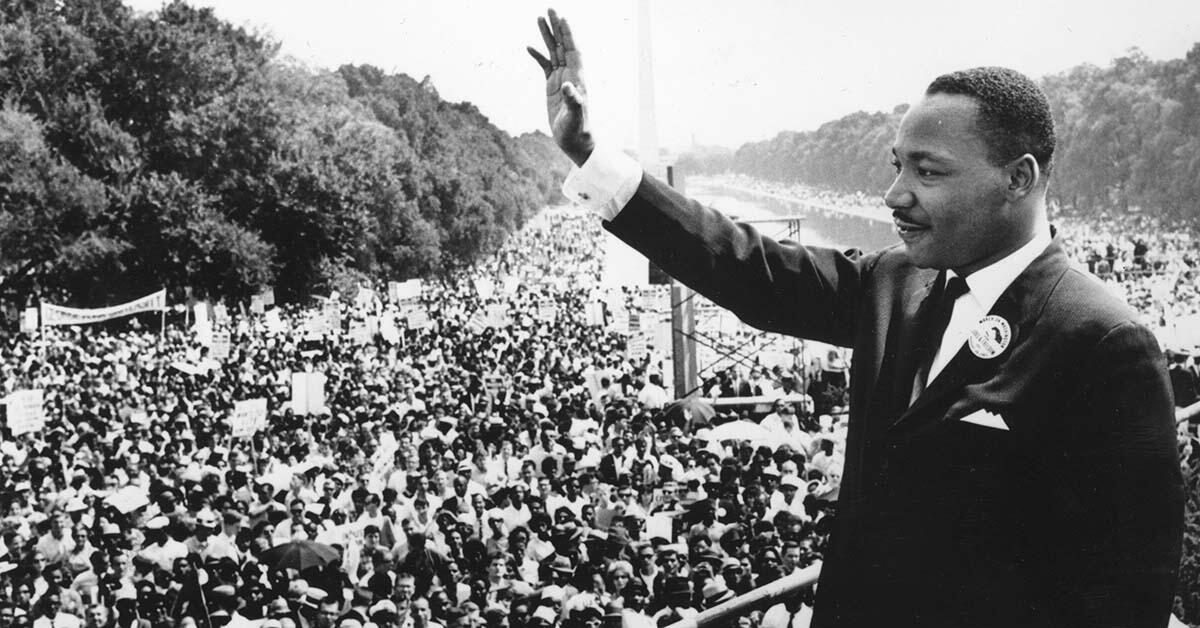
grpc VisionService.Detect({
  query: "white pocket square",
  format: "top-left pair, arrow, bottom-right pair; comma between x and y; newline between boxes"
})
959,409 -> 1009,431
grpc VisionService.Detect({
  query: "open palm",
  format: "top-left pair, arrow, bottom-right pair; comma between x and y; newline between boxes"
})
527,10 -> 593,166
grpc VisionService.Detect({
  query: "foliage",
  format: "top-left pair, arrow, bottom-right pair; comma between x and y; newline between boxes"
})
0,0 -> 569,308
681,46 -> 1200,221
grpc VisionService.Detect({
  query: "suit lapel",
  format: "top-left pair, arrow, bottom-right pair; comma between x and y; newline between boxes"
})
887,273 -> 942,416
867,267 -> 938,426
891,237 -> 1071,430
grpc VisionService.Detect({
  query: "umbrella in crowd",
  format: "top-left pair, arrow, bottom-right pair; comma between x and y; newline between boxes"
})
661,397 -> 717,428
258,540 -> 340,571
706,420 -> 777,444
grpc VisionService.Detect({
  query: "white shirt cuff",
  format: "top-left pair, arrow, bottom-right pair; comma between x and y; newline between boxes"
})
561,145 -> 643,221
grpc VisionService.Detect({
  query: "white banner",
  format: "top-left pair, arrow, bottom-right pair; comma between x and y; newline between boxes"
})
40,289 -> 166,327
5,389 -> 45,436
230,398 -> 268,438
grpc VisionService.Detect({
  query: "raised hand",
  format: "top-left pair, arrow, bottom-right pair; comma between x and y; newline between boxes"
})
527,9 -> 594,166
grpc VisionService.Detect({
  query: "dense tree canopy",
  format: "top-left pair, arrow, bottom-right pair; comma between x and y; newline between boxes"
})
0,0 -> 569,307
679,45 -> 1200,221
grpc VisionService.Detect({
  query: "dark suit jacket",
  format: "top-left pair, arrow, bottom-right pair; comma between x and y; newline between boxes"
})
604,175 -> 1183,628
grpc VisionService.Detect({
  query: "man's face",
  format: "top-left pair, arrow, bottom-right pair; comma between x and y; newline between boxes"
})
315,602 -> 340,628
396,576 -> 416,599
782,547 -> 801,570
44,594 -> 61,617
885,93 -> 1017,276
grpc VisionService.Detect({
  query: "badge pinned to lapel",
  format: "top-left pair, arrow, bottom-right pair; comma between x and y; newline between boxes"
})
967,315 -> 1011,359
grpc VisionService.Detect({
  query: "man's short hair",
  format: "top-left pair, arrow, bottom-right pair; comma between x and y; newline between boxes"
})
925,66 -> 1056,175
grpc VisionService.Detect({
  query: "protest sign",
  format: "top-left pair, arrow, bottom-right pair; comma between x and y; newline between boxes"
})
264,309 -> 287,335
585,301 -> 605,327
537,301 -> 556,323
646,514 -> 675,542
324,301 -> 340,336
211,330 -> 232,360
348,321 -> 371,345
5,389 -> 45,436
501,276 -> 520,295
390,279 -> 423,301
609,308 -> 630,336
20,308 -> 38,334
465,309 -> 488,334
193,302 -> 209,328
473,278 -> 496,299
355,286 -> 378,311
486,303 -> 511,328
380,315 -> 401,344
250,295 -> 265,314
230,398 -> 268,438
290,372 -> 327,415
484,374 -> 505,398
194,317 -> 213,347
628,335 -> 648,360
407,309 -> 430,331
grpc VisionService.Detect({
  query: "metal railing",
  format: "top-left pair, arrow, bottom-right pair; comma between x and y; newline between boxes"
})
667,562 -> 822,628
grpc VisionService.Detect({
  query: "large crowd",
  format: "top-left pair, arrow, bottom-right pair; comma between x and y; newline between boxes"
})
1,191 -> 1197,628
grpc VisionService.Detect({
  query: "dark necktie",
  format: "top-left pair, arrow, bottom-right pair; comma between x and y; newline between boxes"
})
910,275 -> 970,403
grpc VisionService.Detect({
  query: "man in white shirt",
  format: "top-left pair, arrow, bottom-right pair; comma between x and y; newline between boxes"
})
527,11 -> 1182,628
33,590 -> 82,628
635,373 -> 669,411
35,515 -> 75,565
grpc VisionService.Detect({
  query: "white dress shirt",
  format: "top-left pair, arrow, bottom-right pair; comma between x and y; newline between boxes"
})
927,228 -> 1052,384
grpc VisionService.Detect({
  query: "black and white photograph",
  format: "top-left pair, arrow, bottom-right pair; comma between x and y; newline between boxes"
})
1,1 -> 1199,627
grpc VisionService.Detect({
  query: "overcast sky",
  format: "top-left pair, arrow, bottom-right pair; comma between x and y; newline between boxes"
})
122,0 -> 1200,152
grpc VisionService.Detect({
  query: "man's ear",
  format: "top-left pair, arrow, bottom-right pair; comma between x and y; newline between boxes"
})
1004,154 -> 1039,200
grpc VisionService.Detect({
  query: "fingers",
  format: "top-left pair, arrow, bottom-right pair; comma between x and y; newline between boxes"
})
548,8 -> 563,44
558,16 -> 577,53
537,16 -> 559,65
527,47 -> 552,78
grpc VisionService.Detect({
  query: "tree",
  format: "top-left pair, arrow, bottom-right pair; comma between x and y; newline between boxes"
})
0,107 -> 121,303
